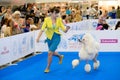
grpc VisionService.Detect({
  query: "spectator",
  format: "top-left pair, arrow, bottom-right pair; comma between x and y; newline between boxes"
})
111,6 -> 116,19
4,6 -> 12,19
74,10 -> 82,22
115,21 -> 120,30
65,7 -> 71,15
62,15 -> 67,24
0,6 -> 6,29
12,11 -> 25,34
86,7 -> 90,19
116,6 -> 120,19
29,18 -> 38,31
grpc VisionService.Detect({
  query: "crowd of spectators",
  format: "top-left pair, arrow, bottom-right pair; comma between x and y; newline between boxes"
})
0,3 -> 120,38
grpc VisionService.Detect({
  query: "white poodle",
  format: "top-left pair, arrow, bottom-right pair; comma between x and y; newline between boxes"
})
72,33 -> 100,72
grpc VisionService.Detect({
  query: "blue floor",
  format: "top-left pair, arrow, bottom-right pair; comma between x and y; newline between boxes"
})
0,52 -> 120,80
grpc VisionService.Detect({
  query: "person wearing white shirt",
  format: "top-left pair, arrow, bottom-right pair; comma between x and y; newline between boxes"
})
29,18 -> 38,31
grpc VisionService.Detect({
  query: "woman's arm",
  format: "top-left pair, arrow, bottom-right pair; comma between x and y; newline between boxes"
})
0,9 -> 6,16
36,17 -> 47,42
59,18 -> 70,33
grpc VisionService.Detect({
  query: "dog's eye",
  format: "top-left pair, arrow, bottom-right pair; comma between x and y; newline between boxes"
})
83,39 -> 85,41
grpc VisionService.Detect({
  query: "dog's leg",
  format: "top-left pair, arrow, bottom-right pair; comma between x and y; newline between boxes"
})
93,53 -> 100,70
84,60 -> 91,72
93,53 -> 98,62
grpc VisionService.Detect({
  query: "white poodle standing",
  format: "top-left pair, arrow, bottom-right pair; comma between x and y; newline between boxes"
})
72,33 -> 100,72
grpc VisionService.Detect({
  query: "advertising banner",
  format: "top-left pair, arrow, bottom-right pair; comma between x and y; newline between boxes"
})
10,32 -> 35,61
35,30 -> 48,52
0,37 -> 12,65
35,30 -> 120,52
0,32 -> 35,66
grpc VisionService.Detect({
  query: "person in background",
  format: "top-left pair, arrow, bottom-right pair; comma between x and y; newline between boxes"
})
65,7 -> 71,15
98,7 -> 102,16
29,18 -> 39,31
0,6 -> 6,30
36,7 -> 70,73
97,10 -> 108,28
111,6 -> 116,19
1,18 -> 8,36
12,11 -> 25,34
34,8 -> 40,24
102,21 -> 110,30
116,6 -> 120,19
62,14 -> 67,24
0,6 -> 6,16
74,10 -> 82,22
86,7 -> 90,19
4,6 -> 12,19
115,21 -> 120,30
96,21 -> 109,30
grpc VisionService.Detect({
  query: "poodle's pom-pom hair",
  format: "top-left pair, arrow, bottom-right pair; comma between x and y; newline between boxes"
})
72,59 -> 79,69
84,64 -> 91,72
93,60 -> 100,70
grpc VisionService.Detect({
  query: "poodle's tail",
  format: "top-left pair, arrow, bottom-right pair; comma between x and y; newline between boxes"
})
72,59 -> 80,69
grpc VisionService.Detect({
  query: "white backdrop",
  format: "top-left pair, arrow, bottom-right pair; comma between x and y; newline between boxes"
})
0,31 -> 35,66
0,37 -> 12,66
35,30 -> 120,52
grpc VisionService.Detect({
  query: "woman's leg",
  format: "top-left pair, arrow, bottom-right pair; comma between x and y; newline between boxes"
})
53,52 -> 64,64
44,51 -> 53,72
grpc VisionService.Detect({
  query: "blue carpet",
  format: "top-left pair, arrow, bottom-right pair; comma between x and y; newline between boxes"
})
0,52 -> 120,80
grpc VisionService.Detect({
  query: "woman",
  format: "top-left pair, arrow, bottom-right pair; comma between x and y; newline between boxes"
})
0,6 -> 6,29
97,10 -> 108,28
1,18 -> 12,37
4,6 -> 12,19
12,11 -> 25,34
36,7 -> 70,73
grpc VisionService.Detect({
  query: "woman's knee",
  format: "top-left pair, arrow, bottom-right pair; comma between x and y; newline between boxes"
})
48,51 -> 53,57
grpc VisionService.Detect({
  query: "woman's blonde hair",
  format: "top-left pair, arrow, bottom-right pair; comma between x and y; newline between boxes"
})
12,11 -> 21,17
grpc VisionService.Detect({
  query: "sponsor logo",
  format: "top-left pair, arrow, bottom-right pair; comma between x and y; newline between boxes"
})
108,20 -> 116,26
101,39 -> 118,43
68,34 -> 85,42
31,37 -> 34,48
92,22 -> 97,28
0,47 -> 9,55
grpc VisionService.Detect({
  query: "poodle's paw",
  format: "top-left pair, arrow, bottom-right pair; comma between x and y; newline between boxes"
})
72,59 -> 79,69
93,60 -> 100,70
84,64 -> 91,72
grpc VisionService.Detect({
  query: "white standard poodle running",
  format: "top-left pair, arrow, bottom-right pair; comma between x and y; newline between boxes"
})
72,33 -> 100,72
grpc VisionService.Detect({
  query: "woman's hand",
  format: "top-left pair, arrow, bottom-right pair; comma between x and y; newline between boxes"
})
66,26 -> 70,30
65,26 -> 70,33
